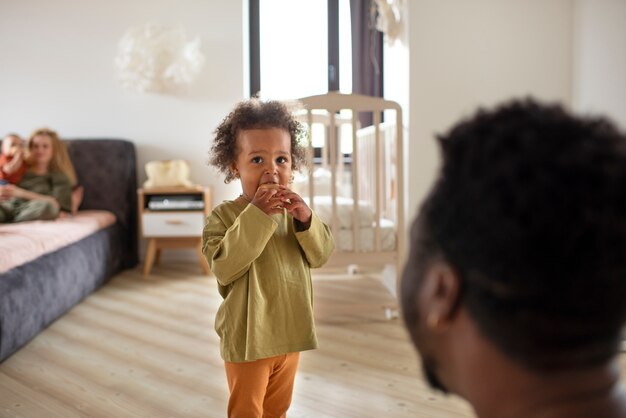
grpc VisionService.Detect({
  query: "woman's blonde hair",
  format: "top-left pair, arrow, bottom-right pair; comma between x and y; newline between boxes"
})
27,128 -> 77,186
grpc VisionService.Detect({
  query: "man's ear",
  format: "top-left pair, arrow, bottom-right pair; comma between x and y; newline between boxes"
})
420,263 -> 462,331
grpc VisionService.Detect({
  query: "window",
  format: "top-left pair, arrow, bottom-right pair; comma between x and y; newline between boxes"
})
249,0 -> 355,99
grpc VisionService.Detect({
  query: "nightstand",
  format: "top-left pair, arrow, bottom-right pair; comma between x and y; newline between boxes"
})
138,186 -> 212,276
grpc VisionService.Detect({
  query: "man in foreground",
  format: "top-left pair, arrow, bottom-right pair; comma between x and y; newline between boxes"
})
401,99 -> 626,418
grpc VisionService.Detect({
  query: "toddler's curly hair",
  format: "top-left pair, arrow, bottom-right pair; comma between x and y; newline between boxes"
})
210,99 -> 307,183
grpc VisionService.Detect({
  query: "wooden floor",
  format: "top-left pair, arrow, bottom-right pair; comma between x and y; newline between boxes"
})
0,263 -> 624,418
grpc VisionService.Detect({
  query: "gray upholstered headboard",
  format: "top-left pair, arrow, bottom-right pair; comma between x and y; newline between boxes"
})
66,139 -> 138,268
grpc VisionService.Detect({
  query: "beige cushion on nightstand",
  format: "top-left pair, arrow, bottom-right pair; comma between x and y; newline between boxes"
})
143,160 -> 193,188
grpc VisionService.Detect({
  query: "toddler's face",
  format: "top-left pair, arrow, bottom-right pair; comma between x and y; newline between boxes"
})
232,128 -> 292,199
1,136 -> 22,156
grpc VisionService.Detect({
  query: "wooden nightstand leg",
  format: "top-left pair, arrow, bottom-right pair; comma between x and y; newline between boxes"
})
155,249 -> 162,266
197,241 -> 209,275
143,238 -> 157,276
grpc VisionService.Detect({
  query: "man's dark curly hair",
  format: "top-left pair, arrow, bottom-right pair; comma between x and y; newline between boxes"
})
209,98 -> 307,183
401,98 -> 626,370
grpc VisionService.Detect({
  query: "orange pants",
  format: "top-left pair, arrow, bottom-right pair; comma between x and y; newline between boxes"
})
224,353 -> 300,418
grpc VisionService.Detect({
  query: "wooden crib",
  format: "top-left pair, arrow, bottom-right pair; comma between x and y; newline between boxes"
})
294,92 -> 405,295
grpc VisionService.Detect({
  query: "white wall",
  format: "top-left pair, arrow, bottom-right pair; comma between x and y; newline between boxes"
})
406,0 -> 574,219
573,0 -> 626,129
0,0 -> 244,207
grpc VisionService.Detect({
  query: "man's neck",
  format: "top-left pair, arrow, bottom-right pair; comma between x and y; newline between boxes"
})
449,312 -> 626,418
528,378 -> 626,418
463,348 -> 626,418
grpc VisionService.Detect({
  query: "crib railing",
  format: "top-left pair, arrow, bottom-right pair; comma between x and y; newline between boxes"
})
356,121 -> 398,224
294,92 -> 404,270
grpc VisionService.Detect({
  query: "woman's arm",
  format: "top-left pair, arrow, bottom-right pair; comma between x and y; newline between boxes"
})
0,184 -> 61,210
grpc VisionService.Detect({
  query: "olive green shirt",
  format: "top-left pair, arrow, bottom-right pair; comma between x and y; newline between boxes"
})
202,200 -> 334,362
17,170 -> 72,212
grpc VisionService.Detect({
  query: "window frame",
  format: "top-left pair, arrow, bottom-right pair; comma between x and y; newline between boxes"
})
249,0 -> 341,98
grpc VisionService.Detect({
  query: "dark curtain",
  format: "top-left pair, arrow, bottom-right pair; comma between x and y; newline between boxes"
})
249,0 -> 260,97
350,0 -> 384,127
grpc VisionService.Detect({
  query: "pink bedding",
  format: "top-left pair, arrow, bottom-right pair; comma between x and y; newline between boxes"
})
0,210 -> 116,274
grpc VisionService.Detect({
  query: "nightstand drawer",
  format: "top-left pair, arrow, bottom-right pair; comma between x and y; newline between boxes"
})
142,213 -> 205,237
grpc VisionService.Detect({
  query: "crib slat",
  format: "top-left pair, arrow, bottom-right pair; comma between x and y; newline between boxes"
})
329,112 -> 339,238
306,109 -> 315,211
351,111 -> 360,252
395,107 -> 405,275
374,111 -> 382,252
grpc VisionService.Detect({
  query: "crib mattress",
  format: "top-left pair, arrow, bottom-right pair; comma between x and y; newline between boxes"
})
335,218 -> 396,252
0,210 -> 116,274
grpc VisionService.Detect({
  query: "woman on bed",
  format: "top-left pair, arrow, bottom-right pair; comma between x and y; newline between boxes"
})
0,128 -> 76,223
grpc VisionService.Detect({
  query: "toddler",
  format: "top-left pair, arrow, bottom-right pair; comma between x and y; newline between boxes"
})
0,134 -> 27,184
202,99 -> 334,418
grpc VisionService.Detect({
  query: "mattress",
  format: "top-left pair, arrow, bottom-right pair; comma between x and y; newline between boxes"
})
0,210 -> 116,274
305,195 -> 375,228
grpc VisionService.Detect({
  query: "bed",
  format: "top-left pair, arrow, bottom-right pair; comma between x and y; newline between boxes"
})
294,92 -> 405,295
0,139 -> 138,362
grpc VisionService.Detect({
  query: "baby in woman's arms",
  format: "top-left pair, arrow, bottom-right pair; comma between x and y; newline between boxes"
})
0,133 -> 27,185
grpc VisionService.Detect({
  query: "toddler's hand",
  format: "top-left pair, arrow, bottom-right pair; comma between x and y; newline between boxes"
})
250,186 -> 284,216
276,187 -> 312,228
